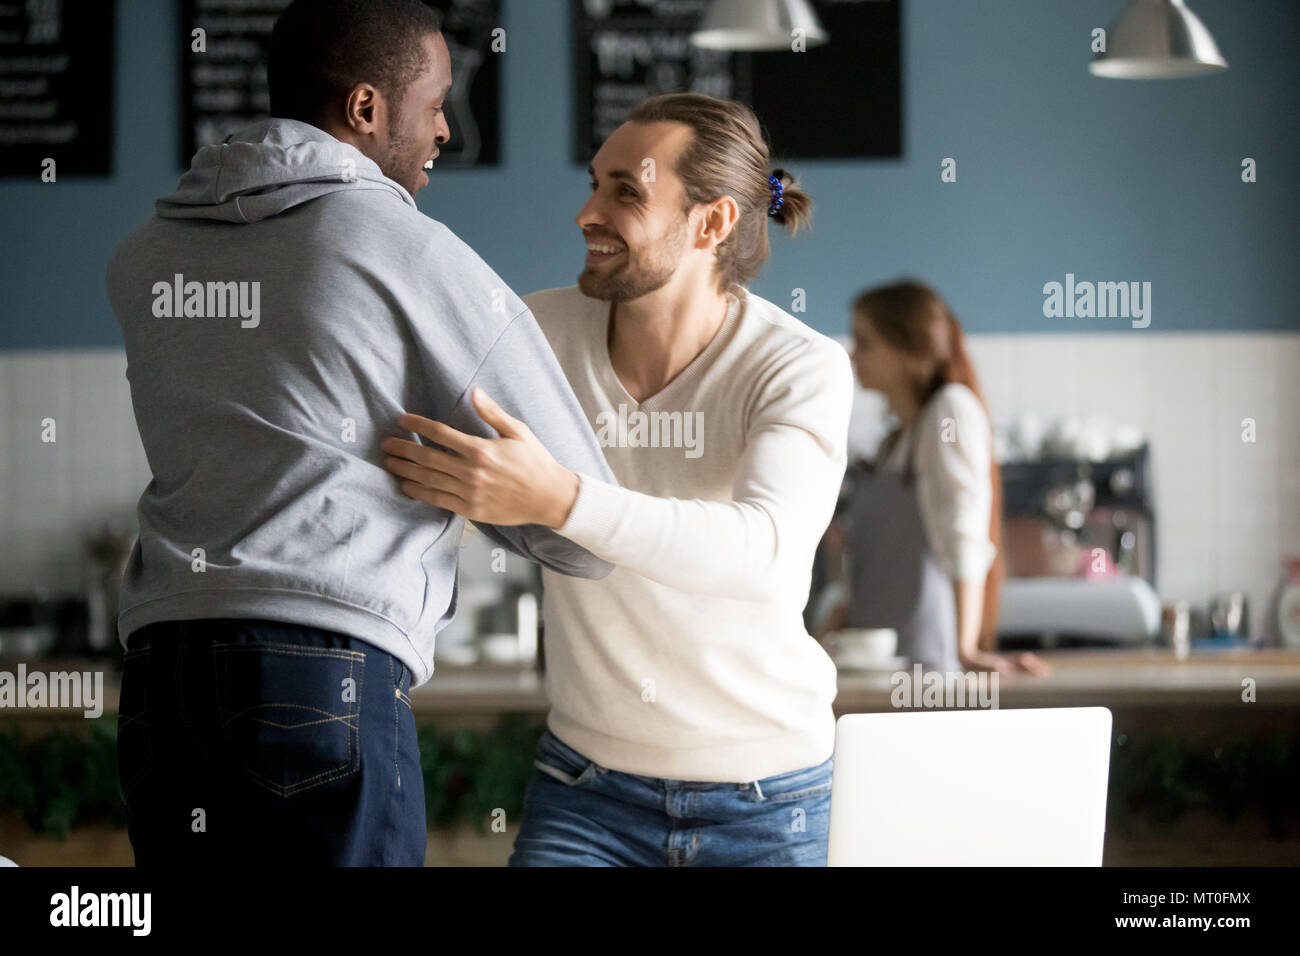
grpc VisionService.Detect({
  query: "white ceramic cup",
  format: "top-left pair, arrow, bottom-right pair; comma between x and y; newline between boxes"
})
833,627 -> 898,666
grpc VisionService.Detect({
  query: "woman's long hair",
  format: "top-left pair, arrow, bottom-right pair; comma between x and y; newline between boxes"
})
852,280 -> 1004,650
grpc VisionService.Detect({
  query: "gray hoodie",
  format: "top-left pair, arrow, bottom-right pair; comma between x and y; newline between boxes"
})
106,118 -> 616,684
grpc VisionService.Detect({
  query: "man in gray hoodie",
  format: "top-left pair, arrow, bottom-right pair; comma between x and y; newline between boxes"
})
106,0 -> 615,866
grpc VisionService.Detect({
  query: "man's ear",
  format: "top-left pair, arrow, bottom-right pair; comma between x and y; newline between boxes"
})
343,84 -> 382,135
697,195 -> 740,251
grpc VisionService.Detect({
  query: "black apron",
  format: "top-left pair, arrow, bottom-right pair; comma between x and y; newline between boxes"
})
842,424 -> 961,673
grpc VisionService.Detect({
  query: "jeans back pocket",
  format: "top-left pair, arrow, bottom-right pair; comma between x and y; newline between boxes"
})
213,641 -> 363,797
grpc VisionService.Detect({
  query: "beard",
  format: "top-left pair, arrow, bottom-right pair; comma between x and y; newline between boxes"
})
578,215 -> 689,302
381,110 -> 422,196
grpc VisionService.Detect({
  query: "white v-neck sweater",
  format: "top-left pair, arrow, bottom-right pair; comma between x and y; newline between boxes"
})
523,284 -> 855,781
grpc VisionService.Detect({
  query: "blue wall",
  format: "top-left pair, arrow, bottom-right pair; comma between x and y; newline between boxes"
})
1,0 -> 1296,348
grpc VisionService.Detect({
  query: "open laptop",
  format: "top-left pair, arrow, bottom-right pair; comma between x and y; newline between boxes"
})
827,707 -> 1112,866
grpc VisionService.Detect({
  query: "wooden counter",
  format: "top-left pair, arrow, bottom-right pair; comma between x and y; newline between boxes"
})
5,647 -> 1299,720
408,647 -> 1300,715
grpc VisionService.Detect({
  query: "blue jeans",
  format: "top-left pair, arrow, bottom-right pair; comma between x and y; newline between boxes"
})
117,618 -> 425,866
508,730 -> 832,866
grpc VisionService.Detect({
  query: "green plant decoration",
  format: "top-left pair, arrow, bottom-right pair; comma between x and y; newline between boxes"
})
0,717 -> 1296,842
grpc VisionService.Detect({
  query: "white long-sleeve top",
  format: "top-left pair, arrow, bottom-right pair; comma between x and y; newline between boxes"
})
521,284 -> 855,782
881,382 -> 997,582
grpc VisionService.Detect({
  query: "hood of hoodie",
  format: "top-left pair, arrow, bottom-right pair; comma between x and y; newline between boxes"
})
156,118 -> 417,224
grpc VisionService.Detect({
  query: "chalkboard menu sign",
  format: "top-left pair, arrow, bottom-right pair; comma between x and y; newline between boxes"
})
573,0 -> 901,163
181,0 -> 501,168
180,0 -> 289,166
0,0 -> 115,177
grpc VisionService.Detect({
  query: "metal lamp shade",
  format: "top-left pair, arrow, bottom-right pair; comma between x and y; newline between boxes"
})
690,0 -> 829,51
1090,0 -> 1228,79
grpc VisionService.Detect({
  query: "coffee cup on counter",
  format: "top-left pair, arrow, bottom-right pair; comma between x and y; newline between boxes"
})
1161,602 -> 1191,660
829,627 -> 899,670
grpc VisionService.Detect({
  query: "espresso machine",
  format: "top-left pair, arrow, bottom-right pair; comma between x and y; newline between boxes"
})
995,443 -> 1162,648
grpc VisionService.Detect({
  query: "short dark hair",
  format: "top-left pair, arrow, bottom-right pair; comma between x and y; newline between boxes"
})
269,0 -> 443,127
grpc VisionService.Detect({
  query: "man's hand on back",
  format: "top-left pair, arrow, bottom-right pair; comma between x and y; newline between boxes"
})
382,387 -> 581,529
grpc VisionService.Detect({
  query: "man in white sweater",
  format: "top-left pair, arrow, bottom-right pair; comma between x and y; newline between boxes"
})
382,93 -> 854,865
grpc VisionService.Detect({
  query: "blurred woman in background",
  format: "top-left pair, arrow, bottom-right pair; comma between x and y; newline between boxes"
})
821,280 -> 1048,676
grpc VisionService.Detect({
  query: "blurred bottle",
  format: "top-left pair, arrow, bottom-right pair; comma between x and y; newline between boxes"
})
1263,557 -> 1300,648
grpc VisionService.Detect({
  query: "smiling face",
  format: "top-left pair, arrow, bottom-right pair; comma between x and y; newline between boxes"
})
575,121 -> 701,302
380,32 -> 452,196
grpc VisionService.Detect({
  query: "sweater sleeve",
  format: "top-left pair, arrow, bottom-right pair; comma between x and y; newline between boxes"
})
403,228 -> 617,581
912,385 -> 997,582
444,309 -> 619,580
554,339 -> 854,600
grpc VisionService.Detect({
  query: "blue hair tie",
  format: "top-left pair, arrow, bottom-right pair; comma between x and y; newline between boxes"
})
767,174 -> 784,216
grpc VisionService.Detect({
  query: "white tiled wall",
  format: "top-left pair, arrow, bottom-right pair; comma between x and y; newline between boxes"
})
841,332 -> 1300,631
2,335 -> 1298,632
1018,334 -> 1297,629
0,350 -> 151,596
